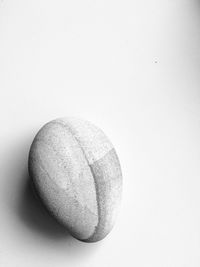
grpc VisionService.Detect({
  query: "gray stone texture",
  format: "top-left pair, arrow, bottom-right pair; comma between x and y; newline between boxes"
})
28,117 -> 122,242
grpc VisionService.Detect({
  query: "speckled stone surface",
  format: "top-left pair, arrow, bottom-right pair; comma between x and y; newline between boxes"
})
28,117 -> 122,242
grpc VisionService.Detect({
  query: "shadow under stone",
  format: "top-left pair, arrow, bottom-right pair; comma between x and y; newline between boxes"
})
7,136 -> 101,259
18,170 -> 71,240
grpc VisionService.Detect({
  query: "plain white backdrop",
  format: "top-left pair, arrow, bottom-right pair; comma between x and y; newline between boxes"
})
1,0 -> 200,266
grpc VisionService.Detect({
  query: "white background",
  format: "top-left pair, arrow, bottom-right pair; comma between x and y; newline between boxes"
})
1,0 -> 200,266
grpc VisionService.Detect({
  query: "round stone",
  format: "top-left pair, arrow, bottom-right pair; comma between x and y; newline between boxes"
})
28,117 -> 122,242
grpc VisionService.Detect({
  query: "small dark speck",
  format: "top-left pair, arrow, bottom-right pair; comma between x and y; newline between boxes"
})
154,61 -> 158,64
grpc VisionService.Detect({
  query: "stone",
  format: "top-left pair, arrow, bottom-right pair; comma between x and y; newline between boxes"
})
28,117 -> 122,242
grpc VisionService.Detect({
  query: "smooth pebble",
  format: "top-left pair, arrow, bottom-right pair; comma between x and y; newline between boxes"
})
28,117 -> 122,242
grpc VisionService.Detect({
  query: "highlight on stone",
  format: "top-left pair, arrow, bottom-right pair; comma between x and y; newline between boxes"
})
28,117 -> 122,242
